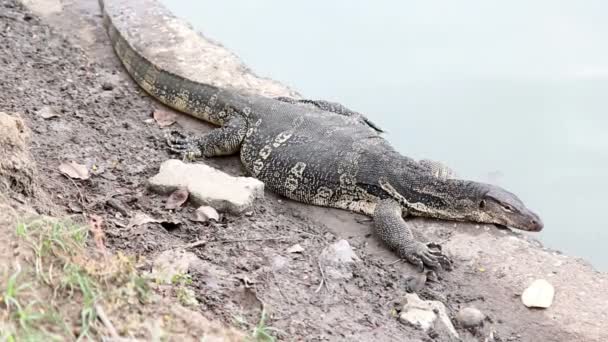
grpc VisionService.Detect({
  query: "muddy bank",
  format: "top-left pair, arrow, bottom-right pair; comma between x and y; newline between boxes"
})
1,0 -> 607,340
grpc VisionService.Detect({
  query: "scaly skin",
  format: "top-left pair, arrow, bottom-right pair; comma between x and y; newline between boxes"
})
100,0 -> 543,271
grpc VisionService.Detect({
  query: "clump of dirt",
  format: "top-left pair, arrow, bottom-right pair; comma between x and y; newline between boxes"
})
0,112 -> 36,197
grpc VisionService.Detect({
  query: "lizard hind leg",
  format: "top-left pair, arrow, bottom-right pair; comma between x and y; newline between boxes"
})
373,198 -> 452,271
166,115 -> 247,160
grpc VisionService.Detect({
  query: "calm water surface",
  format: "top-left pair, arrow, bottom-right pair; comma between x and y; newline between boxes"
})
160,0 -> 608,270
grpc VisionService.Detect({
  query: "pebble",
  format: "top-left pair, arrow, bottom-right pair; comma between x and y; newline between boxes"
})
456,307 -> 485,328
193,205 -> 219,222
101,81 -> 114,91
521,279 -> 554,308
287,244 -> 304,254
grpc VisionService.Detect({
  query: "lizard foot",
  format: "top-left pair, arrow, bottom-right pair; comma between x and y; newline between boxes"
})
166,131 -> 203,160
403,242 -> 452,272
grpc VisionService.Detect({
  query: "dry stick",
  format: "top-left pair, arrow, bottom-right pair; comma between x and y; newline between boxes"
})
95,304 -> 119,340
183,237 -> 290,249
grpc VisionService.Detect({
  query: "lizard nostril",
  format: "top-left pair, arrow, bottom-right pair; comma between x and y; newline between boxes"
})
531,219 -> 543,231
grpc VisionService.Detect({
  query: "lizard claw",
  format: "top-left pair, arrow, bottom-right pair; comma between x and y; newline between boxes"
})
403,242 -> 452,272
165,130 -> 203,160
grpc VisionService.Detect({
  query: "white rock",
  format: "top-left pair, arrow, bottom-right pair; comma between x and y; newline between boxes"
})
148,159 -> 264,214
400,293 -> 459,339
287,244 -> 304,254
151,249 -> 197,284
456,307 -> 485,327
522,279 -> 554,308
193,205 -> 219,222
320,240 -> 360,264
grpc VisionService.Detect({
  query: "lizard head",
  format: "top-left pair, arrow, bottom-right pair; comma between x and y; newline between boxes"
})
465,184 -> 543,232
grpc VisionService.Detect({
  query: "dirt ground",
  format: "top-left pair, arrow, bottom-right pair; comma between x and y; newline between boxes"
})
1,0 -> 607,341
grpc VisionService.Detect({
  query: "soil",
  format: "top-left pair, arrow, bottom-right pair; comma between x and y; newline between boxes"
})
1,0 -> 607,341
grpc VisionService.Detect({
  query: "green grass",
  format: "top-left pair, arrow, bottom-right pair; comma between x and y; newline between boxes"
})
0,218 -> 151,340
251,307 -> 276,342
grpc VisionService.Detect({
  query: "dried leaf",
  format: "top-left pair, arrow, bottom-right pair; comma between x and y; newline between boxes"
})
59,161 -> 90,180
153,108 -> 177,127
192,206 -> 219,222
165,187 -> 189,210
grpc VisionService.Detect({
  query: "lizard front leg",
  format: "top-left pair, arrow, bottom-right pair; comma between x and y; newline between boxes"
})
166,115 -> 247,159
373,198 -> 452,271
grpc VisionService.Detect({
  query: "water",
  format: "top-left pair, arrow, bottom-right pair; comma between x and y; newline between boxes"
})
159,0 -> 608,270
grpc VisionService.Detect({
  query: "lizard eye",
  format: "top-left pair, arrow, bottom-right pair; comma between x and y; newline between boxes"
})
479,200 -> 486,209
501,204 -> 514,212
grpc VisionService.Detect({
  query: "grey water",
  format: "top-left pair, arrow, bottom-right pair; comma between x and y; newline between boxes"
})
159,0 -> 608,271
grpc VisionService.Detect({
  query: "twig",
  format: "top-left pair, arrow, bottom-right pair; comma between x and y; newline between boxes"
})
183,237 -> 290,249
218,237 -> 290,243
388,258 -> 402,266
95,304 -> 119,340
182,239 -> 207,249
315,260 -> 328,293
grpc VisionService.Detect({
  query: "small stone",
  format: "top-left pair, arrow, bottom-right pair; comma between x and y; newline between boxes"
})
36,106 -> 59,119
287,244 -> 304,254
101,82 -> 114,91
521,279 -> 554,308
404,272 -> 427,293
192,206 -> 219,222
148,159 -> 264,214
320,240 -> 360,264
456,307 -> 485,328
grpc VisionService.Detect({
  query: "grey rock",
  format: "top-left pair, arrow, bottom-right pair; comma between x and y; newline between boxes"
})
320,239 -> 360,264
399,293 -> 459,339
319,240 -> 360,280
456,307 -> 485,328
148,159 -> 264,214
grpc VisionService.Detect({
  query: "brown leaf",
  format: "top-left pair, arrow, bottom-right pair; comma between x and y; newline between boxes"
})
166,187 -> 189,210
153,108 -> 177,127
59,161 -> 90,180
